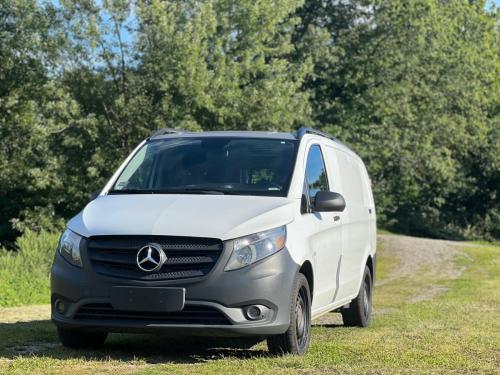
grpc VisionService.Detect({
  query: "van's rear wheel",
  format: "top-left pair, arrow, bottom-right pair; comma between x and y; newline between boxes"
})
267,273 -> 311,355
57,327 -> 107,349
341,265 -> 372,327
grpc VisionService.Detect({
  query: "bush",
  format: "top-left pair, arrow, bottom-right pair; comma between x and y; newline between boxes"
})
0,230 -> 59,307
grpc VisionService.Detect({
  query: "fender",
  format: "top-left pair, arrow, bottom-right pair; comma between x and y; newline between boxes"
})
354,251 -> 376,295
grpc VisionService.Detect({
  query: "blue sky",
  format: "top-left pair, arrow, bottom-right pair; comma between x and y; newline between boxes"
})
486,0 -> 500,10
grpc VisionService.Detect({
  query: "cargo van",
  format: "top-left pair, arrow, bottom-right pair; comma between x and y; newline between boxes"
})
51,127 -> 376,355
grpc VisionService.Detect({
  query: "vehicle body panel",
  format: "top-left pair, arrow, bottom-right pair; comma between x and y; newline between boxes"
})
68,194 -> 295,242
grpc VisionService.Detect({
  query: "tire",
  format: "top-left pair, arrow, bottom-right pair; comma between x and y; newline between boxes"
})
267,273 -> 311,355
57,327 -> 108,349
341,265 -> 372,327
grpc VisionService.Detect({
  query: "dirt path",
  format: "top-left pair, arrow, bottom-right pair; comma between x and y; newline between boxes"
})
377,234 -> 469,287
377,234 -> 472,304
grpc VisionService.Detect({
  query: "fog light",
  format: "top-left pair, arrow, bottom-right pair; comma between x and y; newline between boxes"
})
55,299 -> 67,314
245,305 -> 263,320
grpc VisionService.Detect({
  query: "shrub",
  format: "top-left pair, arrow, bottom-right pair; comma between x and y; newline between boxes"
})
0,230 -> 59,307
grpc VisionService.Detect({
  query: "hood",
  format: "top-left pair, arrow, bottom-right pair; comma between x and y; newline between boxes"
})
68,194 -> 297,241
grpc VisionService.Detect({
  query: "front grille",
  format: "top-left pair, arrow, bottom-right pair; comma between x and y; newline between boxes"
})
74,303 -> 231,325
87,236 -> 223,281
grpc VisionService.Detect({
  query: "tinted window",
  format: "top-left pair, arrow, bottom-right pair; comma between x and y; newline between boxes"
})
305,145 -> 329,205
112,137 -> 298,197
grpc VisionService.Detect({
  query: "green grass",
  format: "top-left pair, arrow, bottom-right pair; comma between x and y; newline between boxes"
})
471,239 -> 500,248
376,228 -> 394,235
0,237 -> 498,374
0,230 -> 59,307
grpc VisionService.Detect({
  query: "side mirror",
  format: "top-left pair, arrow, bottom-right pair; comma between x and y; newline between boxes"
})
313,191 -> 346,212
89,189 -> 101,202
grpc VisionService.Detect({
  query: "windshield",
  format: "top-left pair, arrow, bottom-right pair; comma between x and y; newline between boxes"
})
110,137 -> 298,197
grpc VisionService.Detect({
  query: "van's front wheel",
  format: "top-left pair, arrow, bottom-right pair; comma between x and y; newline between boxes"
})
267,273 -> 311,355
57,327 -> 108,349
341,265 -> 372,327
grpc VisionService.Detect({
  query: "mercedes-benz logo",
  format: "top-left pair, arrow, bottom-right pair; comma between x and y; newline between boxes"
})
136,243 -> 167,272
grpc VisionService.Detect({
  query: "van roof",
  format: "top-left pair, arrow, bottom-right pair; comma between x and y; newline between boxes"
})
149,127 -> 353,153
149,127 -> 345,146
150,129 -> 297,141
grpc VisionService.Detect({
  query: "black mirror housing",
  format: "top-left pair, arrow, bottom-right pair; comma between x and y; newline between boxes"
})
313,191 -> 346,212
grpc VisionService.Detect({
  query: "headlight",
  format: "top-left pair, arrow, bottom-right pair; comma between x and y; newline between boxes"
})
57,229 -> 83,267
224,226 -> 286,271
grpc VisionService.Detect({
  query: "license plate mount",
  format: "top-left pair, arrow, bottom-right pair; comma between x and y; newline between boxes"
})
110,286 -> 185,312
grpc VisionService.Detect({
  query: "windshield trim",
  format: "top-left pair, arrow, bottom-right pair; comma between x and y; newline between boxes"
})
109,136 -> 299,198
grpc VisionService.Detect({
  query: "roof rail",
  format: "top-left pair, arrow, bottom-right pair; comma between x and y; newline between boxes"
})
295,127 -> 340,142
149,128 -> 189,139
295,126 -> 353,151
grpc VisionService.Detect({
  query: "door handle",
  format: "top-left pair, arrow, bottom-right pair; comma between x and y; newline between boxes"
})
333,215 -> 340,222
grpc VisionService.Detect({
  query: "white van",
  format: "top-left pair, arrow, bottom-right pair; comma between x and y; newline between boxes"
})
51,127 -> 376,355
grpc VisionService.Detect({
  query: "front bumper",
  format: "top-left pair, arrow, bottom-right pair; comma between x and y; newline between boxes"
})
51,241 -> 299,337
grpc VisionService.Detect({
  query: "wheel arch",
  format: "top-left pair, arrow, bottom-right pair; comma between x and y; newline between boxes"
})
366,254 -> 374,281
299,260 -> 314,301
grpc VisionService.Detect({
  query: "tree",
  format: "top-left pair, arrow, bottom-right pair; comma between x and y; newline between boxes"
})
136,0 -> 311,132
48,0 -> 313,229
1,0 -> 499,243
0,0 -> 67,243
295,0 -> 500,239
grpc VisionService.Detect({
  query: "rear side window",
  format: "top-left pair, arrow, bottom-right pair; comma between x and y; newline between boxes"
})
304,145 -> 329,206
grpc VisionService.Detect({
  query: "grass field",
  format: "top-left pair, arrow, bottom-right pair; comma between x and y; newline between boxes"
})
0,234 -> 498,374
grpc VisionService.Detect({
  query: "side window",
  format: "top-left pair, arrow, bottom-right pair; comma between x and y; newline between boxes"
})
304,145 -> 329,207
115,145 -> 150,190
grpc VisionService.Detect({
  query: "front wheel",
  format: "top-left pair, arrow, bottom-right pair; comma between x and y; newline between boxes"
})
267,273 -> 311,355
341,265 -> 373,327
57,327 -> 108,349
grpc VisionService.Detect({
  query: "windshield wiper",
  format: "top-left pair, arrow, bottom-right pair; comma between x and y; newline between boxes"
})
108,189 -> 155,194
108,188 -> 231,195
178,187 -> 231,195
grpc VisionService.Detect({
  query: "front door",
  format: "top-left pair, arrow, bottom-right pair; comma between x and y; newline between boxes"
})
301,143 -> 342,311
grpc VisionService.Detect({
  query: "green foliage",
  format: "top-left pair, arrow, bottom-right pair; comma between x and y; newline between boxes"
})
0,230 -> 59,307
0,0 -> 64,243
0,0 -> 499,242
0,0 -> 311,243
296,0 -> 500,240
136,0 -> 311,132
